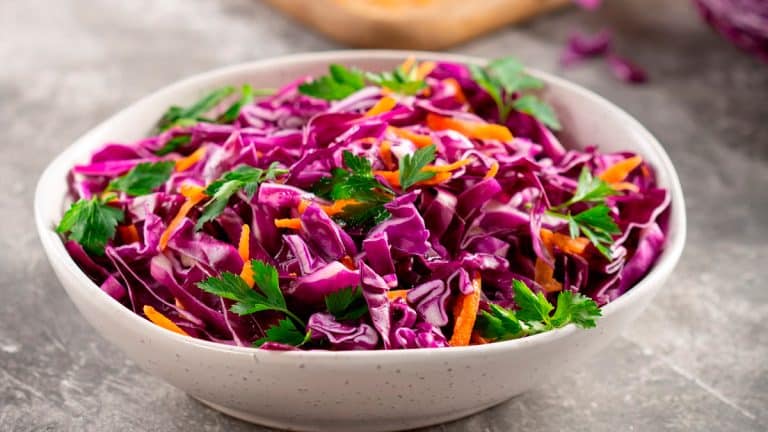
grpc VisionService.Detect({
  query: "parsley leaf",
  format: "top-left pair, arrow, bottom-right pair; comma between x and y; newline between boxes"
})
157,86 -> 235,132
107,161 -> 174,196
547,168 -> 621,259
312,151 -> 393,229
475,279 -> 601,341
399,144 -> 437,190
550,290 -> 602,329
476,304 -> 524,340
298,64 -> 366,100
325,286 -> 369,321
197,260 -> 304,326
253,318 -> 312,348
469,57 -> 559,128
197,163 -> 287,229
56,197 -> 124,255
512,95 -> 561,130
512,279 -> 554,328
155,135 -> 191,156
366,66 -> 426,96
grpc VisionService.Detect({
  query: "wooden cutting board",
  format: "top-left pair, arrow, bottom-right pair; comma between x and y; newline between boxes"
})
265,0 -> 571,50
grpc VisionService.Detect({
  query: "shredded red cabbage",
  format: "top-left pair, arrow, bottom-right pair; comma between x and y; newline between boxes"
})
61,59 -> 670,350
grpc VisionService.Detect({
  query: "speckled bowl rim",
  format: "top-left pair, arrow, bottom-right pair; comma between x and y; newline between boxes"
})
34,50 -> 686,360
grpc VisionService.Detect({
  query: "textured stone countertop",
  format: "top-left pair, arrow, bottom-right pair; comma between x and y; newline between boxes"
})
1,0 -> 766,431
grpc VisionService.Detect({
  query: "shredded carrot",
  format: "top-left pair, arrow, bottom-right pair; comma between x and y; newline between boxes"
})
422,158 -> 473,173
471,331 -> 490,345
389,127 -> 433,148
297,199 -> 311,214
175,298 -> 186,310
398,56 -> 416,74
534,228 -> 592,293
340,255 -> 356,270
541,228 -> 590,256
240,264 -> 255,288
118,225 -> 140,244
443,78 -> 467,104
484,161 -> 500,180
158,184 -> 207,250
237,224 -> 251,262
416,171 -> 452,186
387,290 -> 409,301
374,157 -> 469,189
415,61 -> 436,79
274,218 -> 302,230
175,146 -> 206,172
379,140 -> 396,170
449,272 -> 482,347
599,155 -> 643,183
143,305 -> 189,336
380,87 -> 394,97
426,113 -> 514,142
611,181 -> 640,193
365,96 -> 397,117
374,170 -> 401,188
297,199 -> 360,217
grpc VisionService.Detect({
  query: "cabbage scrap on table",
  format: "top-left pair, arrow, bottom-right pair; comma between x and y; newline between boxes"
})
57,57 -> 670,350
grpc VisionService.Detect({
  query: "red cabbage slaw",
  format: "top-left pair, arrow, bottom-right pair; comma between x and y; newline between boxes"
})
59,58 -> 670,351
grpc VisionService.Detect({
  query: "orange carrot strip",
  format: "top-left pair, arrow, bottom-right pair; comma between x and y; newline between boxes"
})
415,61 -> 436,79
470,331 -> 490,345
143,305 -> 189,336
541,228 -> 590,256
387,290 -> 409,301
449,272 -> 482,347
416,171 -> 452,186
365,96 -> 397,117
599,155 -> 643,183
240,264 -> 255,288
443,78 -> 467,104
484,161 -> 500,180
379,140 -> 396,170
389,127 -> 433,148
374,170 -> 401,188
323,199 -> 361,216
274,218 -> 302,230
175,146 -> 206,172
175,298 -> 186,310
340,255 -> 356,270
118,225 -> 140,244
398,56 -> 416,74
159,185 -> 207,250
422,158 -> 473,173
298,199 -> 311,214
237,224 -> 251,262
611,182 -> 640,193
426,113 -> 513,141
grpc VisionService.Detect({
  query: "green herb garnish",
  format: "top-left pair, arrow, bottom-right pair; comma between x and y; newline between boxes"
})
156,85 -> 273,132
313,151 -> 394,229
469,57 -> 560,129
155,135 -> 192,156
325,286 -> 369,321
197,163 -> 287,229
366,65 -> 426,96
56,196 -> 124,256
198,260 -> 310,348
398,144 -> 437,190
476,280 -> 601,341
106,161 -> 174,196
298,64 -> 366,101
546,167 -> 620,258
157,86 -> 235,132
254,318 -> 312,348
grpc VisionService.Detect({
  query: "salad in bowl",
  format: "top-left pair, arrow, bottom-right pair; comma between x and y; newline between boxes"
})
54,56 -> 670,352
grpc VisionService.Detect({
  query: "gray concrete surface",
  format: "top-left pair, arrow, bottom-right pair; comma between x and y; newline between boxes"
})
1,0 -> 766,431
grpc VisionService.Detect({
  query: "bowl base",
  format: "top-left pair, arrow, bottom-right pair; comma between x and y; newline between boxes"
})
194,396 -> 509,432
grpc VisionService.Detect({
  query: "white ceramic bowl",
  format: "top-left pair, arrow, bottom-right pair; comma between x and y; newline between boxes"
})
35,51 -> 686,432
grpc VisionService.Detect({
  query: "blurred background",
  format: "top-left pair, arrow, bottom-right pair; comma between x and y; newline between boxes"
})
1,1 -> 766,431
